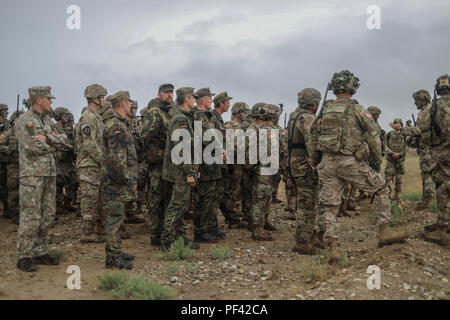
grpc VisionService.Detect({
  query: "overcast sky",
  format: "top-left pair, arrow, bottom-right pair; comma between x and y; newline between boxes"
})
0,0 -> 449,128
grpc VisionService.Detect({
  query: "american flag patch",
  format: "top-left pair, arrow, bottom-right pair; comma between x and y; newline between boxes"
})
366,113 -> 373,118
113,130 -> 121,134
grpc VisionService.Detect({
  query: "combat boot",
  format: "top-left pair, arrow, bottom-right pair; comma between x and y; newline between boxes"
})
328,240 -> 341,264
214,230 -> 226,239
378,224 -> 407,247
81,222 -> 104,243
252,226 -> 274,241
17,258 -> 38,272
311,231 -> 324,249
416,198 -> 433,211
194,232 -> 219,243
264,221 -> 277,231
346,200 -> 357,211
292,241 -> 316,255
423,226 -> 449,246
229,220 -> 247,229
338,200 -> 352,217
11,213 -> 20,225
272,196 -> 282,204
32,254 -> 59,265
183,237 -> 200,249
120,224 -> 131,239
120,252 -> 134,261
392,191 -> 400,201
105,255 -> 133,270
124,214 -> 146,224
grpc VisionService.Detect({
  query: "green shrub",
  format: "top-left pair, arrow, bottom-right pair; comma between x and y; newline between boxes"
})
167,262 -> 180,276
156,237 -> 195,261
400,193 -> 422,201
184,263 -> 197,274
390,202 -> 403,222
211,245 -> 233,259
428,199 -> 438,213
98,271 -> 175,300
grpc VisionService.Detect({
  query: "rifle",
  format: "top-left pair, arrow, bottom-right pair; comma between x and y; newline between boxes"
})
317,82 -> 332,119
16,94 -> 19,114
411,113 -> 416,126
283,113 -> 287,129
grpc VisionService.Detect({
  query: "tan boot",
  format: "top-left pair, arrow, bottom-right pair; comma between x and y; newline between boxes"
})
81,232 -> 105,243
415,198 -> 432,211
338,200 -> 352,217
378,224 -> 407,247
292,241 -> 316,255
346,200 -> 357,211
423,226 -> 449,246
120,224 -> 131,239
328,240 -> 341,264
311,231 -> 324,249
252,226 -> 273,241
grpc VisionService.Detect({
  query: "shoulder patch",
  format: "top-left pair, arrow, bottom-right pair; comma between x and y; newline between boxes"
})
26,122 -> 34,128
365,113 -> 373,119
81,124 -> 91,137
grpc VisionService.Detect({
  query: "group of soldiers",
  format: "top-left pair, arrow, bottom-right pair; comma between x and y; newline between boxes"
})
0,70 -> 448,272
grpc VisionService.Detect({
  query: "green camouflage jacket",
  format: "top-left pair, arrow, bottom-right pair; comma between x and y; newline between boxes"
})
74,107 -> 104,168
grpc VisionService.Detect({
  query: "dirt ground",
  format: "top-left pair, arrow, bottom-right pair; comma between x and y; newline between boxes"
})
0,151 -> 449,300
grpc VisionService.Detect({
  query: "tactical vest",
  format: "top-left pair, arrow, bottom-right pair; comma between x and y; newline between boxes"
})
287,110 -> 308,158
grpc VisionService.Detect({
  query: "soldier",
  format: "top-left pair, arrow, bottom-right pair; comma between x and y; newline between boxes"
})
0,103 -> 10,218
309,70 -> 407,263
385,118 -> 408,201
103,91 -> 138,269
212,92 -> 246,229
281,127 -> 297,219
140,83 -> 175,246
287,88 -> 322,254
0,110 -> 24,224
15,86 -> 70,272
225,102 -> 250,215
161,87 -> 200,250
53,107 -> 77,214
192,88 -> 224,242
409,90 -> 436,210
74,84 -> 107,243
124,100 -> 146,224
400,75 -> 450,245
246,104 -> 281,241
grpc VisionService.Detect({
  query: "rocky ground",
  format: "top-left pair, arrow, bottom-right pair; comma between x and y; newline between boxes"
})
0,193 -> 448,300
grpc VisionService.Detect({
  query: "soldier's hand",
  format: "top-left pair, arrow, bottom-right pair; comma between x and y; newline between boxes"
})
186,176 -> 196,185
406,120 -> 412,127
392,153 -> 400,159
37,134 -> 47,143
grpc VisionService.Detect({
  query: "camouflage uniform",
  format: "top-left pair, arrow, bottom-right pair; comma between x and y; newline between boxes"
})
192,89 -> 223,240
74,84 -> 107,240
309,71 -> 406,259
287,89 -> 321,252
0,104 -> 10,217
281,128 -> 297,216
409,90 -> 436,205
270,124 -> 284,203
53,107 -> 77,214
16,86 -> 70,261
0,110 -> 24,224
161,88 -> 199,245
385,119 -> 408,199
140,97 -> 173,243
401,75 -> 450,245
102,92 -> 138,263
212,92 -> 244,227
247,104 -> 281,241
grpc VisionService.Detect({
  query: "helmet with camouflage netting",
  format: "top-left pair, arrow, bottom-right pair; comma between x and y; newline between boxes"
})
412,89 -> 431,102
251,102 -> 267,119
297,88 -> 322,107
53,107 -> 70,120
435,74 -> 450,95
258,103 -> 281,121
232,102 -> 249,116
330,70 -> 360,95
367,106 -> 381,116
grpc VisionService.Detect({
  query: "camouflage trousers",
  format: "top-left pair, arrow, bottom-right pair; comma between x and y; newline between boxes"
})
217,167 -> 242,225
251,180 -> 273,227
229,165 -> 244,213
284,176 -> 298,212
148,165 -> 171,241
294,168 -> 319,244
17,176 -> 56,259
105,200 -> 125,258
161,181 -> 192,243
130,161 -> 149,215
0,163 -> 8,215
431,156 -> 450,227
385,158 -> 405,193
194,180 -> 219,235
56,161 -> 77,209
241,169 -> 255,223
418,148 -> 436,201
271,171 -> 281,199
78,166 -> 104,234
7,162 -> 19,219
342,183 -> 360,202
318,154 -> 391,243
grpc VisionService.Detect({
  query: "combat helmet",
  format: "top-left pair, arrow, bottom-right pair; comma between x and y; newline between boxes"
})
0,103 -> 8,111
367,106 -> 381,116
435,74 -> 450,95
297,88 -> 322,107
232,102 -> 249,116
258,103 -> 281,121
84,84 -> 107,99
251,102 -> 267,119
412,89 -> 431,103
53,107 -> 70,121
330,70 -> 360,95
393,118 -> 403,127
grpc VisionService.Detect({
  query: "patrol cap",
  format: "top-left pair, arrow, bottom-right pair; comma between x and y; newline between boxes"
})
159,83 -> 175,93
213,91 -> 233,105
84,84 -> 107,99
176,87 -> 198,98
110,91 -> 131,106
195,88 -> 215,99
28,86 -> 56,99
